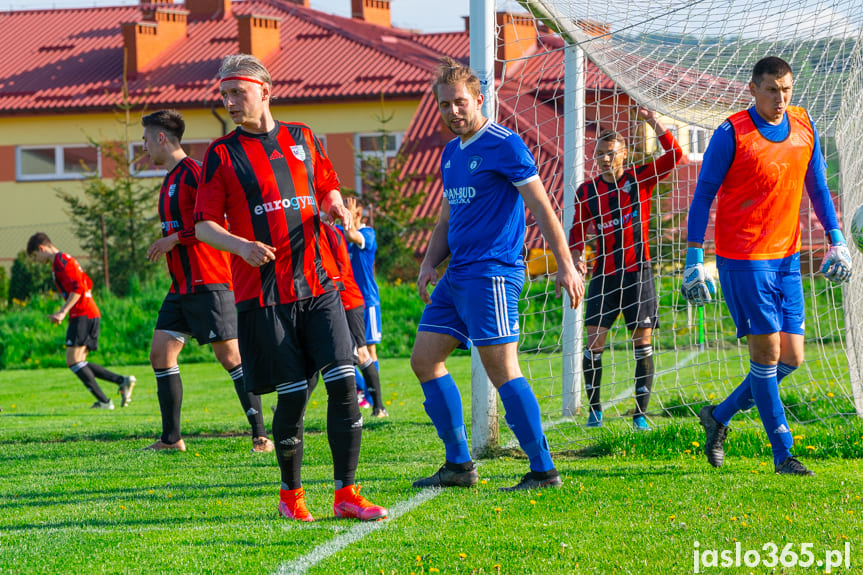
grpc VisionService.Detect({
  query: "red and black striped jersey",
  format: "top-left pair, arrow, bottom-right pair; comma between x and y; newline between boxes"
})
570,131 -> 683,276
52,252 -> 99,319
194,122 -> 341,310
322,222 -> 365,311
159,157 -> 232,295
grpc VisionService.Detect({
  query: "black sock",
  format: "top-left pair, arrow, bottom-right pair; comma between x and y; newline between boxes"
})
87,363 -> 124,385
227,364 -> 266,438
71,362 -> 109,402
582,349 -> 603,414
154,366 -> 183,444
323,364 -> 362,489
359,359 -> 384,412
634,345 -> 654,416
273,382 -> 308,491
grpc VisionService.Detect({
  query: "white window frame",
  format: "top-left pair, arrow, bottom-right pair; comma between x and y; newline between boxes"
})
16,144 -> 101,181
687,126 -> 710,161
353,132 -> 403,193
129,139 -> 211,177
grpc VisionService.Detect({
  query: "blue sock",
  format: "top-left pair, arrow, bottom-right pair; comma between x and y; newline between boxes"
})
749,361 -> 793,465
421,374 -> 471,464
713,362 -> 797,426
498,377 -> 554,473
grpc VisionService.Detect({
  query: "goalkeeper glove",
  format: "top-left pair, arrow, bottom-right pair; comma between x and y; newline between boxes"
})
681,247 -> 716,305
820,229 -> 852,283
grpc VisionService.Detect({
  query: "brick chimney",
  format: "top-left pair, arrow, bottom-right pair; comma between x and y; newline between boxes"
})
237,14 -> 281,61
122,7 -> 189,76
351,0 -> 391,28
496,12 -> 538,67
185,0 -> 231,20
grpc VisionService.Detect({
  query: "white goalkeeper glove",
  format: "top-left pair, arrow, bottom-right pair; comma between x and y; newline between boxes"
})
820,229 -> 852,283
681,247 -> 716,305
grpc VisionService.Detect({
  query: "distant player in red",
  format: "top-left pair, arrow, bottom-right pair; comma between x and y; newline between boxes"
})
27,233 -> 136,409
570,107 -> 683,430
321,221 -> 387,417
195,54 -> 387,522
141,110 -> 274,454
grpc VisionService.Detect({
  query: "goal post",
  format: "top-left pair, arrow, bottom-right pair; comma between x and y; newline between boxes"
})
474,0 -> 863,450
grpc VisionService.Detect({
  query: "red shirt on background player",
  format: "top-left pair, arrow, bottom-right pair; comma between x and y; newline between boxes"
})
27,232 -> 135,409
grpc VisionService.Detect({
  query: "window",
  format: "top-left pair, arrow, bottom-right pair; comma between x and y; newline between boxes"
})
129,140 -> 211,177
354,132 -> 403,193
17,145 -> 99,180
688,127 -> 710,159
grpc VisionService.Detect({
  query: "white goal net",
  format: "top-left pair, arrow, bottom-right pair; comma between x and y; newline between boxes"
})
485,0 -> 863,450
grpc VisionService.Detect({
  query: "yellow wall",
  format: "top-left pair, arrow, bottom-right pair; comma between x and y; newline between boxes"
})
0,98 -> 420,266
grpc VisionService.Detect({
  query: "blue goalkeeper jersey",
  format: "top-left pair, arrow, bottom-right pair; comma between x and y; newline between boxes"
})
441,120 -> 539,276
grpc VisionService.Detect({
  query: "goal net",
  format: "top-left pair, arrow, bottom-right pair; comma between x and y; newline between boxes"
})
488,0 -> 863,450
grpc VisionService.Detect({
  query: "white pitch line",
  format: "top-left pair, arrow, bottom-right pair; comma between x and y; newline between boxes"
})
273,488 -> 441,575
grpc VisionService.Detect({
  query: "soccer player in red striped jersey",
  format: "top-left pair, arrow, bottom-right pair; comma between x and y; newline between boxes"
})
195,54 -> 386,522
27,233 -> 136,410
141,110 -> 273,454
321,221 -> 387,417
570,107 -> 684,430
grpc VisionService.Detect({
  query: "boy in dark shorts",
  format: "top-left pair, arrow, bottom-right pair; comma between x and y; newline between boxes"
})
27,233 -> 136,410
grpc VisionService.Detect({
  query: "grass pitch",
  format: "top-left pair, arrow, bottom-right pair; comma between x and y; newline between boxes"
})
1,357 -> 862,574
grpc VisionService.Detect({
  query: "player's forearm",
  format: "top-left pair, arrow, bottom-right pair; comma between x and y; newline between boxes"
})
195,220 -> 249,255
423,222 -> 450,269
344,226 -> 365,246
59,292 -> 81,315
686,180 -> 719,244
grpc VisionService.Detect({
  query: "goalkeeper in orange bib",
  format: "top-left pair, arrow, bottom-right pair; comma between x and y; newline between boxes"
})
682,56 -> 852,476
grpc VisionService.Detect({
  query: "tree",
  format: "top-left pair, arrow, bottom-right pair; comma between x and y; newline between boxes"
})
56,71 -> 160,296
349,98 -> 434,281
8,250 -> 53,304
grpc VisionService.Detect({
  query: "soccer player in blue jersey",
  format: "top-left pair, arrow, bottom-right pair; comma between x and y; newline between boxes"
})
411,56 -> 585,491
339,196 -> 382,409
683,56 -> 852,476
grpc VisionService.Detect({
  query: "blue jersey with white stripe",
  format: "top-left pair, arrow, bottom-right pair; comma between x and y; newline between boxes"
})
441,120 -> 539,276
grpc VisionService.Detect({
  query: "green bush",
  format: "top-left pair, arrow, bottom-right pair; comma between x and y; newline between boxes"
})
8,250 -> 54,304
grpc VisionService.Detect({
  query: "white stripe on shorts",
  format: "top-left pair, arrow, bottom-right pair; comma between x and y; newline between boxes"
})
492,276 -> 511,337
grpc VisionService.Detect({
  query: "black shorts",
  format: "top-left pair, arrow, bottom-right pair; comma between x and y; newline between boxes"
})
66,316 -> 100,350
238,290 -> 354,395
155,290 -> 238,345
585,265 -> 659,331
345,306 -> 367,349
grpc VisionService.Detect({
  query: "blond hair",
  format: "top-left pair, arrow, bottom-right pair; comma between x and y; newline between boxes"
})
432,56 -> 481,100
218,54 -> 272,86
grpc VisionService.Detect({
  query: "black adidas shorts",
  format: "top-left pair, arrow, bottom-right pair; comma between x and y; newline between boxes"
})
585,265 -> 659,331
66,316 -> 100,350
238,290 -> 354,395
155,290 -> 238,345
345,306 -> 367,349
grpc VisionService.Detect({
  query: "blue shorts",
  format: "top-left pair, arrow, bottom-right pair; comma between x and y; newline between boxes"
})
364,304 -> 382,345
418,269 -> 523,349
718,267 -> 805,338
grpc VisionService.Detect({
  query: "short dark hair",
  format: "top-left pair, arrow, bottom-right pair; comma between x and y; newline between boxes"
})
26,232 -> 53,255
751,56 -> 793,86
141,110 -> 185,143
597,129 -> 627,148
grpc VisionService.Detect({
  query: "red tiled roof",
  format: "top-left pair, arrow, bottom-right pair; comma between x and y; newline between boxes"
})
0,0 -> 445,113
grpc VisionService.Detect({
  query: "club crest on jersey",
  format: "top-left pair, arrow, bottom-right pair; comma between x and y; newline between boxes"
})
444,160 -> 451,170
468,156 -> 483,173
290,145 -> 306,162
168,184 -> 177,197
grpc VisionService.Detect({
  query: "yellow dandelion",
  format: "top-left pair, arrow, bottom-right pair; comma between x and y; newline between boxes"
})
848,510 -> 854,515
691,441 -> 700,448
429,569 -> 440,574
195,453 -> 201,457
760,462 -> 767,466
827,392 -> 835,398
458,552 -> 467,559
683,449 -> 691,454
741,521 -> 748,527
385,400 -> 392,406
204,408 -> 210,413
494,507 -> 502,513
805,445 -> 816,451
731,516 -> 737,521
148,490 -> 154,494
119,505 -> 126,510
793,434 -> 803,441
312,401 -> 318,407
480,479 -> 488,485
530,500 -> 537,505
668,514 -> 676,520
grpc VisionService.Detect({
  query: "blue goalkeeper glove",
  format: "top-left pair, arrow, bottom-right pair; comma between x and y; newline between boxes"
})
681,247 -> 716,305
820,229 -> 852,283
